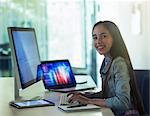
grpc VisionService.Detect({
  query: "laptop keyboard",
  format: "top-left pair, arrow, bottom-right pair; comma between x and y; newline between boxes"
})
59,94 -> 80,106
59,94 -> 70,105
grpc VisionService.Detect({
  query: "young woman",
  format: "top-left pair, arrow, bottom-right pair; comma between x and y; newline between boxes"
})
68,21 -> 145,116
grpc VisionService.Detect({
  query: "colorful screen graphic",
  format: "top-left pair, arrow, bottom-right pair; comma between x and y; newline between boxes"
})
41,60 -> 76,89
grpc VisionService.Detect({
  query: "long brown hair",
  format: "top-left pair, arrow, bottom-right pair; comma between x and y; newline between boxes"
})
92,21 -> 145,115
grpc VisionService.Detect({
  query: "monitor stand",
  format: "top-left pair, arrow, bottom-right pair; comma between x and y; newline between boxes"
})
14,77 -> 20,100
14,77 -> 43,101
14,79 -> 45,101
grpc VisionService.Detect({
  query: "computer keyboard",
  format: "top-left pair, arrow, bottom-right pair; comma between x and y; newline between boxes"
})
59,94 -> 70,105
59,94 -> 80,106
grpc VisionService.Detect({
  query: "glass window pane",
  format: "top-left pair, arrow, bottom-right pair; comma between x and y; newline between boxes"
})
0,0 -> 47,76
47,0 -> 86,68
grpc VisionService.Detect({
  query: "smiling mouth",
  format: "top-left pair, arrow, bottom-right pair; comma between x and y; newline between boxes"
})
97,46 -> 105,51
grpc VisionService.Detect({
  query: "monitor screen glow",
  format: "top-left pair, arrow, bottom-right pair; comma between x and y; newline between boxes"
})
8,27 -> 41,90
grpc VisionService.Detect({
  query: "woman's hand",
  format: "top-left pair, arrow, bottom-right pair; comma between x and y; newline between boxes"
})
68,92 -> 90,105
67,92 -> 107,108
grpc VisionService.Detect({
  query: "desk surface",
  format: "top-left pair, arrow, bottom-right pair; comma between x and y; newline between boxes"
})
0,78 -> 114,116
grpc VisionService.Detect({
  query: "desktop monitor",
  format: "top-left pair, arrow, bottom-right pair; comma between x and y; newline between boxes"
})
8,27 -> 41,100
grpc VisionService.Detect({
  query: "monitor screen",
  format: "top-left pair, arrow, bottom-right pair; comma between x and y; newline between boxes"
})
8,27 -> 41,90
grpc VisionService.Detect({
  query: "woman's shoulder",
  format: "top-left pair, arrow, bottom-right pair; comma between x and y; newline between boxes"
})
112,56 -> 126,64
111,57 -> 130,78
111,56 -> 127,69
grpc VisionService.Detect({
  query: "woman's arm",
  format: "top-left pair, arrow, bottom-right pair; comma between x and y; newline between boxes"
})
105,57 -> 131,110
68,57 -> 131,111
83,91 -> 103,98
68,92 -> 108,107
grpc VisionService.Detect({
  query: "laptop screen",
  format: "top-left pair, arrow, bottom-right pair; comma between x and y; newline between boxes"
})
40,60 -> 76,89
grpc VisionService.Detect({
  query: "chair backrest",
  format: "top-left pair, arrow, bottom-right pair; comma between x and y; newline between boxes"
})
134,70 -> 150,115
0,43 -> 11,71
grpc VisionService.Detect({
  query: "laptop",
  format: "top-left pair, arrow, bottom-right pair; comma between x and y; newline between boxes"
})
39,59 -> 96,93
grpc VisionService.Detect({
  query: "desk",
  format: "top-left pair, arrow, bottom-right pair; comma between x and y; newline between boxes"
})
0,78 -> 114,116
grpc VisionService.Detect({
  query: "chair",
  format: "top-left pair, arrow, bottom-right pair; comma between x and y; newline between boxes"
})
0,43 -> 12,76
134,70 -> 150,115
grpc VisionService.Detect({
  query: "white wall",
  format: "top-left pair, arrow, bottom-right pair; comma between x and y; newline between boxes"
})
95,0 -> 150,88
96,0 -> 150,69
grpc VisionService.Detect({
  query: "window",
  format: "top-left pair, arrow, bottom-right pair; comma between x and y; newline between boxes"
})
46,0 -> 96,75
0,0 -> 47,76
0,0 -> 96,78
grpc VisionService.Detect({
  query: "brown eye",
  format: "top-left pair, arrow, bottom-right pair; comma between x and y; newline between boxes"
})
101,34 -> 107,39
93,36 -> 97,40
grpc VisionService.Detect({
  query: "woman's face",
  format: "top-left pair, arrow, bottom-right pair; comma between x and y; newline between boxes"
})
93,24 -> 113,56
